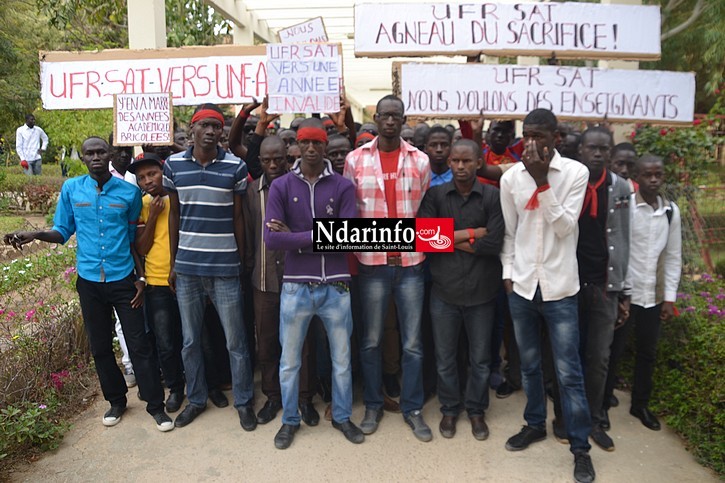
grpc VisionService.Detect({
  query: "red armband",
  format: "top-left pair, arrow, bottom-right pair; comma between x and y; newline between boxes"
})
467,228 -> 476,245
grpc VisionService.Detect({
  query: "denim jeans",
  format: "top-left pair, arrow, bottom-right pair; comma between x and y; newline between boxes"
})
23,158 -> 42,176
430,293 -> 495,417
358,263 -> 425,416
175,274 -> 253,409
76,275 -> 164,415
144,285 -> 185,394
508,288 -> 592,454
279,282 -> 353,425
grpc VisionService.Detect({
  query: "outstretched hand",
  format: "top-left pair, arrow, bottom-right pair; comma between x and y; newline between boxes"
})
3,231 -> 35,251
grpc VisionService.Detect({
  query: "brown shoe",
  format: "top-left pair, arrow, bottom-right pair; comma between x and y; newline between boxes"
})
439,415 -> 457,438
383,395 -> 401,413
470,415 -> 489,441
324,403 -> 332,422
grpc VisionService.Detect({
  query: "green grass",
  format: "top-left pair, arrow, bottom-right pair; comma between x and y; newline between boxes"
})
0,216 -> 25,234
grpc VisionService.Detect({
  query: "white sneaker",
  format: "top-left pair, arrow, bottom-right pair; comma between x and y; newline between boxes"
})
123,368 -> 137,388
153,411 -> 174,432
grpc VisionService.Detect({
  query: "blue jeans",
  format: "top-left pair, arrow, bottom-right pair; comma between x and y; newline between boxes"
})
175,274 -> 253,409
144,285 -> 184,394
358,263 -> 424,416
430,293 -> 495,417
280,282 -> 353,425
508,288 -> 592,453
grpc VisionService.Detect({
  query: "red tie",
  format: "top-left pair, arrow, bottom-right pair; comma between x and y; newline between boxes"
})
581,169 -> 607,219
525,184 -> 551,210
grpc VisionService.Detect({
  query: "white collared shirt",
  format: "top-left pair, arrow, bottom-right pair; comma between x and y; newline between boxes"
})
500,151 -> 588,301
627,193 -> 682,307
15,124 -> 49,161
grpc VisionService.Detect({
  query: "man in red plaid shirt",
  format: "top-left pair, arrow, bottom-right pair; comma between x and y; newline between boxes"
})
343,95 -> 433,442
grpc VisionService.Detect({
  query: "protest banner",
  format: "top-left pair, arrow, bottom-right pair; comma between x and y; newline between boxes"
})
40,45 -> 267,110
266,43 -> 342,114
395,63 -> 695,124
355,2 -> 661,60
113,93 -> 173,146
278,17 -> 329,44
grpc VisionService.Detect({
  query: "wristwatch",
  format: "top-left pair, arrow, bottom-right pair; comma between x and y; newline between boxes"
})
137,276 -> 147,285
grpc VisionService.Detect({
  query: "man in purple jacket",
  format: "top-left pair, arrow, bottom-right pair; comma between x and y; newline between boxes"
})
264,118 -> 363,449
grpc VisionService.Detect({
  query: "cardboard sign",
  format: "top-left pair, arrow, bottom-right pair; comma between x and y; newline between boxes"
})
40,45 -> 267,110
355,2 -> 661,60
266,43 -> 341,114
396,63 -> 695,124
278,17 -> 329,44
113,93 -> 173,146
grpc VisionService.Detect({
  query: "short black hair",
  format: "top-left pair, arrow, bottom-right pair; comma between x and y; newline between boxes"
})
523,108 -> 558,132
634,153 -> 664,174
193,103 -> 223,115
260,135 -> 286,152
612,142 -> 636,156
452,138 -> 481,159
424,126 -> 452,144
327,134 -> 351,146
376,94 -> 405,114
580,126 -> 613,146
82,136 -> 109,153
490,120 -> 514,133
298,117 -> 325,130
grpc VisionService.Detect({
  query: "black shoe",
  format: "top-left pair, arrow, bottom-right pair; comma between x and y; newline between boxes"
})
495,381 -> 518,399
360,407 -> 384,435
404,410 -> 433,442
590,425 -> 614,451
469,415 -> 489,441
300,402 -> 320,427
332,419 -> 365,444
553,418 -> 569,444
102,405 -> 126,427
505,425 -> 547,451
238,405 -> 257,431
630,407 -> 661,431
152,411 -> 174,432
383,373 -> 401,398
439,415 -> 457,438
601,410 -> 611,431
257,399 -> 283,425
208,388 -> 229,408
274,424 -> 299,450
174,404 -> 206,428
608,394 -> 619,408
574,452 -> 596,483
165,392 -> 184,413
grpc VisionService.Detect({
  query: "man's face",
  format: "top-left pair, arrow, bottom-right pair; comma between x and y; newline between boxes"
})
298,138 -> 326,166
112,147 -> 133,173
635,161 -> 665,198
448,145 -> 481,184
578,132 -> 611,176
610,149 -> 637,180
487,122 -> 513,153
559,133 -> 581,160
522,123 -> 558,162
135,163 -> 164,197
287,144 -> 301,165
220,126 -> 231,151
425,132 -> 451,167
81,139 -> 111,177
326,138 -> 351,174
401,127 -> 414,144
259,143 -> 288,182
374,100 -> 405,140
25,115 -> 35,129
174,131 -> 187,146
191,116 -> 223,149
279,130 -> 297,147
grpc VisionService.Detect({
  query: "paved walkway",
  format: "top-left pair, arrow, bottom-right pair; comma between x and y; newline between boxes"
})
10,385 -> 717,482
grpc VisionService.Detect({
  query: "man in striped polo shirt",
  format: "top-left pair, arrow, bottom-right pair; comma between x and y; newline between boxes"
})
163,103 -> 256,431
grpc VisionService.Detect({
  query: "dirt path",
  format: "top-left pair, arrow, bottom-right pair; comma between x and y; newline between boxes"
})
8,384 -> 717,482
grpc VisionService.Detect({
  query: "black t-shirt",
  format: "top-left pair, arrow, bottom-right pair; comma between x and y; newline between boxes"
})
577,174 -> 610,285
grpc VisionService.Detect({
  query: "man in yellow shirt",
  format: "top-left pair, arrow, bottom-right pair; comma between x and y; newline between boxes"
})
129,153 -> 185,413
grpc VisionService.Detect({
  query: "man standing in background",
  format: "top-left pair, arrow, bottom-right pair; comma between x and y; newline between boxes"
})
15,114 -> 48,175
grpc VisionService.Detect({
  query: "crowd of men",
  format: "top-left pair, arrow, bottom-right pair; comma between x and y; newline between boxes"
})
5,94 -> 682,483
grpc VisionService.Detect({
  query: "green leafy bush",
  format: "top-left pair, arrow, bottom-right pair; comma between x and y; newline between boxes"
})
0,398 -> 70,459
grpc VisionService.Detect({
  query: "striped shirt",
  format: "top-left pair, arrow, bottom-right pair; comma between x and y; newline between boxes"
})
343,137 -> 431,267
163,147 -> 248,277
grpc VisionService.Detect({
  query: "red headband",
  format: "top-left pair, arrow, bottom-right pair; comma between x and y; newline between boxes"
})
297,127 -> 328,143
191,109 -> 225,125
356,132 -> 375,144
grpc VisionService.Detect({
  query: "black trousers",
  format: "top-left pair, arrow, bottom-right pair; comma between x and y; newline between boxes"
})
76,274 -> 165,415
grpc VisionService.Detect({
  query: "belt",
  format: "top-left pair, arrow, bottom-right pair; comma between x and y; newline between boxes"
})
386,255 -> 403,267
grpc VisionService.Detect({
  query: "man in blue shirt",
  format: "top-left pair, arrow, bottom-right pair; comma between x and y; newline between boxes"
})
4,137 -> 173,432
163,103 -> 256,431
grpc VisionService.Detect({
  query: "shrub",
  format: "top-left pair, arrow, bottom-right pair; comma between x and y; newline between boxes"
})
0,172 -> 64,213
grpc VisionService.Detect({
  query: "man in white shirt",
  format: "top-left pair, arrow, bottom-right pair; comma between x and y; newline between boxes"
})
15,114 -> 49,175
605,154 -> 681,432
499,109 -> 595,483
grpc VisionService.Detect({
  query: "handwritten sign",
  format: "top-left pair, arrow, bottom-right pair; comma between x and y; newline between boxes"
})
266,43 -> 341,114
355,2 -> 661,60
40,45 -> 267,110
113,93 -> 173,146
278,17 -> 329,44
397,63 -> 695,124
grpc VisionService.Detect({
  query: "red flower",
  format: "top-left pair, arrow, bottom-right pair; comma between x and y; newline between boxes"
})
660,129 -> 668,136
693,119 -> 702,126
630,131 -> 636,139
715,88 -> 721,95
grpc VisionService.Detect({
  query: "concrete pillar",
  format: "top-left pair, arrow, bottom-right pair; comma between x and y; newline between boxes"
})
127,0 -> 167,49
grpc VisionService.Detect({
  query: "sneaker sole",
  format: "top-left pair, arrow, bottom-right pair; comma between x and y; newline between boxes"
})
156,422 -> 174,432
102,417 -> 122,427
505,434 -> 546,451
